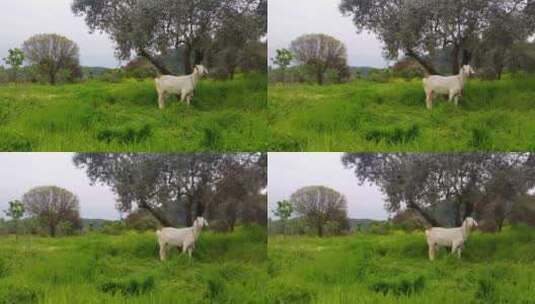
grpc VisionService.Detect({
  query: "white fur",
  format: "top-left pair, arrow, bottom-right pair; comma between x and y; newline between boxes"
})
425,217 -> 478,261
154,65 -> 209,109
156,217 -> 209,261
423,65 -> 475,109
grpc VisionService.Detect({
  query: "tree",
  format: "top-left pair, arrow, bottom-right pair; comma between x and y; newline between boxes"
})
73,153 -> 266,228
340,0 -> 535,75
290,186 -> 348,236
290,34 -> 348,85
342,153 -> 535,228
22,186 -> 82,237
4,200 -> 25,237
272,49 -> 293,70
22,34 -> 80,85
72,0 -> 265,75
273,200 -> 293,234
2,48 -> 25,82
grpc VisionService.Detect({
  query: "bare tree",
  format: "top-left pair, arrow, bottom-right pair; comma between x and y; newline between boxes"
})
22,34 -> 80,85
22,186 -> 81,237
291,186 -> 348,236
290,34 -> 347,85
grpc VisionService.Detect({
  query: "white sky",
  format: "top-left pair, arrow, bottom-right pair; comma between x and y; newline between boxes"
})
0,0 -> 119,68
268,0 -> 389,68
0,153 -> 119,220
268,153 -> 388,220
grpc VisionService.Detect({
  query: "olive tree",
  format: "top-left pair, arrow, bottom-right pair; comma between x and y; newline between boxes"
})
290,34 -> 348,85
340,0 -> 535,75
22,34 -> 80,85
22,186 -> 82,237
72,0 -> 265,75
342,153 -> 535,228
290,186 -> 348,236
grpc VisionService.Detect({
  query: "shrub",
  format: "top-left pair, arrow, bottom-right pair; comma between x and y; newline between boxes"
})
97,124 -> 152,145
0,131 -> 33,151
370,275 -> 426,297
0,285 -> 40,304
365,124 -> 420,145
99,276 -> 155,296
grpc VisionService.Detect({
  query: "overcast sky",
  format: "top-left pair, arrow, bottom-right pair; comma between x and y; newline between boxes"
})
0,0 -> 119,68
268,153 -> 388,220
268,0 -> 389,68
0,153 -> 119,220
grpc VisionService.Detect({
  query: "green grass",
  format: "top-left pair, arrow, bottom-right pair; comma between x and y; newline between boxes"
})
0,73 -> 269,152
268,75 -> 535,151
0,226 -> 268,304
268,225 -> 535,303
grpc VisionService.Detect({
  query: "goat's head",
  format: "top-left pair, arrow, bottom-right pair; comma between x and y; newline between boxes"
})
194,217 -> 209,228
461,65 -> 476,77
464,217 -> 478,229
194,65 -> 209,77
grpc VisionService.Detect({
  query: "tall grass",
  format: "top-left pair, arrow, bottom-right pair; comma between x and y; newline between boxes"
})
0,73 -> 268,152
269,75 -> 535,151
0,226 -> 268,304
267,225 -> 535,303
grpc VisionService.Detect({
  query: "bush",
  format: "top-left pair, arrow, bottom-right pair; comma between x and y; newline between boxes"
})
99,276 -> 155,296
97,124 -> 152,145
0,131 -> 33,151
370,275 -> 426,297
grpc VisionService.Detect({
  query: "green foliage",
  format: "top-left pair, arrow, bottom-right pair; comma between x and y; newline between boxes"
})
269,225 -> 535,303
2,48 -> 25,82
0,74 -> 268,152
0,226 -> 267,303
272,49 -> 293,70
269,75 -> 535,151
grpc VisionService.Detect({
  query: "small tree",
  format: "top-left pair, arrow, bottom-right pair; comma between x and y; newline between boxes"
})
290,34 -> 347,85
273,200 -> 294,234
290,186 -> 348,237
2,48 -> 25,82
4,200 -> 25,238
22,186 -> 81,237
22,34 -> 80,85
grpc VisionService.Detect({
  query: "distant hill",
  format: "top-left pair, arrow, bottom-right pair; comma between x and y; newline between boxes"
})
81,66 -> 111,79
81,218 -> 115,229
349,66 -> 382,78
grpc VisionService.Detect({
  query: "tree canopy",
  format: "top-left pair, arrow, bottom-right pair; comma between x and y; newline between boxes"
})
73,153 -> 266,229
290,185 -> 348,236
340,0 -> 535,75
72,0 -> 266,75
342,153 -> 535,228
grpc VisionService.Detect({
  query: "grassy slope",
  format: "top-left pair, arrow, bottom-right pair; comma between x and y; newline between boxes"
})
269,75 -> 535,151
0,73 -> 268,152
268,226 -> 535,303
0,226 -> 268,304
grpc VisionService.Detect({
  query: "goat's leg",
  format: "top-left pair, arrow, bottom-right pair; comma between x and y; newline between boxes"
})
425,91 -> 433,110
454,95 -> 459,107
428,244 -> 436,261
159,243 -> 167,261
158,91 -> 166,109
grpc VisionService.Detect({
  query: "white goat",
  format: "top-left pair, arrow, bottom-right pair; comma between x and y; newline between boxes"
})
425,217 -> 478,261
156,217 -> 209,261
423,65 -> 475,109
154,65 -> 209,109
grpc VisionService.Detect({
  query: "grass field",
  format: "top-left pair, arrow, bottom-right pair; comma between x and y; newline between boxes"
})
269,74 -> 535,151
0,226 -> 268,304
0,73 -> 269,152
268,225 -> 535,303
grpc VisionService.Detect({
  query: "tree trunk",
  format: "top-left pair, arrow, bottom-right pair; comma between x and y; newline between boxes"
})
316,67 -> 324,85
183,44 -> 193,75
138,49 -> 173,76
317,220 -> 324,237
405,49 -> 440,75
184,201 -> 193,227
451,44 -> 460,75
407,200 -> 440,227
49,70 -> 56,85
194,49 -> 204,65
462,49 -> 472,66
49,223 -> 56,237
139,202 -> 173,227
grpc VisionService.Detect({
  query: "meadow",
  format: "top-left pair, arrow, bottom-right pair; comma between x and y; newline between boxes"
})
0,73 -> 269,152
269,74 -> 535,151
268,225 -> 535,304
0,226 -> 268,304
